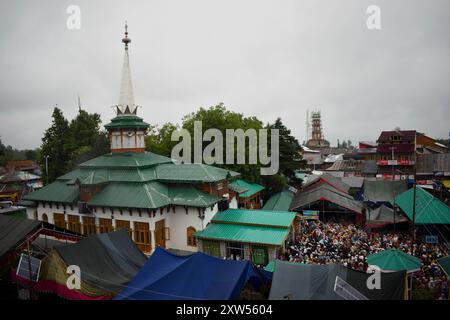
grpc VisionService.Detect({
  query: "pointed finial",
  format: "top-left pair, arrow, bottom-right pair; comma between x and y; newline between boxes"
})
122,21 -> 131,49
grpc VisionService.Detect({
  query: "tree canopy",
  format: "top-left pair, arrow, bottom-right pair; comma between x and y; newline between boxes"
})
39,107 -> 109,183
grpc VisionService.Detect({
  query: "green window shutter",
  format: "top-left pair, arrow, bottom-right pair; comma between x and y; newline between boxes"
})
252,246 -> 268,265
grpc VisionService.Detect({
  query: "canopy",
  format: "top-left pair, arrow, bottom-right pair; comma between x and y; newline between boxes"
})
365,205 -> 408,228
437,256 -> 450,278
115,247 -> 258,300
393,186 -> 450,224
13,229 -> 147,299
269,260 -> 405,300
0,215 -> 41,258
367,249 -> 422,273
363,180 -> 408,203
290,184 -> 363,215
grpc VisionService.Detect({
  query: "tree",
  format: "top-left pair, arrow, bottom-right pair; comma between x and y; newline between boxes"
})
263,118 -> 304,190
67,109 -> 108,168
181,103 -> 264,182
145,123 -> 179,157
39,107 -> 71,183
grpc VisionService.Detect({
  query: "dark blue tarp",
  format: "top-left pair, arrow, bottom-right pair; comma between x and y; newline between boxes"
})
114,247 -> 259,300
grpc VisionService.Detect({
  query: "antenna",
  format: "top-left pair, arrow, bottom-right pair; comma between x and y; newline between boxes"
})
77,94 -> 82,111
306,110 -> 309,142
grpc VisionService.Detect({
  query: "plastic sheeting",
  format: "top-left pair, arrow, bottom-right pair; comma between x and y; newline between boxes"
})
115,247 -> 259,300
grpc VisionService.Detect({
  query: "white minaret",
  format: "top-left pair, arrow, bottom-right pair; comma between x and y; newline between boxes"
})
117,21 -> 137,115
105,22 -> 149,153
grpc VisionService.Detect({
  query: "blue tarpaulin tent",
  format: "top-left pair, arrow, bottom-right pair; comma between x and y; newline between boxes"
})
114,247 -> 259,300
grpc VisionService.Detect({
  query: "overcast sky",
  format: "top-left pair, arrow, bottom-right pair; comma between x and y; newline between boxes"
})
0,0 -> 449,150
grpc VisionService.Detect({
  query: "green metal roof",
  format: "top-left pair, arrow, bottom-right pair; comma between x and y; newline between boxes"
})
367,249 -> 422,272
104,115 -> 150,129
88,182 -> 221,209
195,223 -> 290,246
262,190 -> 294,211
156,163 -> 239,183
229,179 -> 264,198
169,187 -> 219,207
24,151 -> 240,209
88,181 -> 170,209
393,186 -> 450,224
23,181 -> 79,204
213,209 -> 296,228
79,152 -> 172,169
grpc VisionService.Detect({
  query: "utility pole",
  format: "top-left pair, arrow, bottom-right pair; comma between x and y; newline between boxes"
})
44,155 -> 50,185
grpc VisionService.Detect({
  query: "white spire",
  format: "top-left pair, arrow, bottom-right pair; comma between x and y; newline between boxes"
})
117,21 -> 137,115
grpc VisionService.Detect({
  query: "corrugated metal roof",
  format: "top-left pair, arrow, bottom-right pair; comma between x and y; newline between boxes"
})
104,115 -> 150,129
79,152 -> 172,169
23,181 -> 79,203
156,163 -> 239,183
262,190 -> 294,211
213,209 -> 296,228
89,181 -> 170,209
393,186 -> 450,224
195,223 -> 290,246
229,179 -> 264,197
169,187 -> 219,207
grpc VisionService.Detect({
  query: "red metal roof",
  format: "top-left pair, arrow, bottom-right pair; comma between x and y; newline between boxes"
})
377,130 -> 416,143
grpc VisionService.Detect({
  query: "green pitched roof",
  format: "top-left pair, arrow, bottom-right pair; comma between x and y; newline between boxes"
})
104,115 -> 150,129
262,190 -> 294,211
89,181 -> 171,209
195,223 -> 290,246
367,249 -> 422,272
195,209 -> 295,246
229,179 -> 264,198
213,209 -> 296,228
23,181 -> 79,204
156,163 -> 239,183
169,187 -> 219,207
23,151 -> 240,209
78,152 -> 172,169
393,186 -> 450,224
88,182 -> 220,209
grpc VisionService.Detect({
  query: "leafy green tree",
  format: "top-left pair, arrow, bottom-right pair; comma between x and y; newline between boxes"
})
67,109 -> 109,168
39,107 -> 71,183
263,118 -> 304,190
181,103 -> 264,182
145,123 -> 179,157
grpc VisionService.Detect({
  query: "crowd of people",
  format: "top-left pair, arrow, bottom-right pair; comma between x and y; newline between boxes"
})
278,219 -> 449,300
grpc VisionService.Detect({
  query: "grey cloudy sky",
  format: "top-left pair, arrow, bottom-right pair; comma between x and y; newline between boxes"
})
0,0 -> 449,149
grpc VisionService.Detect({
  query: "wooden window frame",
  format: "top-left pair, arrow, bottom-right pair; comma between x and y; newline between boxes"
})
187,227 -> 197,247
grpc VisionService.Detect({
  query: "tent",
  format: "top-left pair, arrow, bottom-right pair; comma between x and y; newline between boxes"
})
290,184 -> 363,215
363,180 -> 408,204
437,256 -> 450,278
12,229 -> 146,299
367,249 -> 422,273
115,247 -> 259,300
269,260 -> 406,300
393,186 -> 450,224
0,215 -> 41,258
365,205 -> 408,228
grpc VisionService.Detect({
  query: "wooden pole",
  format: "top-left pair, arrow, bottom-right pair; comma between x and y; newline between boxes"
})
26,239 -> 33,300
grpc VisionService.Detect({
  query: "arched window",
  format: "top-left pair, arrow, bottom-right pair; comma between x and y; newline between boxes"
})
187,226 -> 197,247
42,213 -> 48,223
